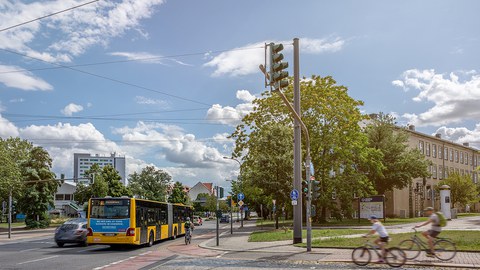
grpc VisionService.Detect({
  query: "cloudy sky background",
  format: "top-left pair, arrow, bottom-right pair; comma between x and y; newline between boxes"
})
1,0 -> 480,188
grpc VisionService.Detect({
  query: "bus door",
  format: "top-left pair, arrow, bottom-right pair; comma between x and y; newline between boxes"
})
168,204 -> 173,238
136,207 -> 147,244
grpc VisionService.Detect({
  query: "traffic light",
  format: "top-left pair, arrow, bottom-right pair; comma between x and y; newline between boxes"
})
269,43 -> 289,91
60,173 -> 65,184
302,180 -> 309,198
312,180 -> 320,200
217,187 -> 224,198
227,196 -> 232,207
90,173 -> 95,185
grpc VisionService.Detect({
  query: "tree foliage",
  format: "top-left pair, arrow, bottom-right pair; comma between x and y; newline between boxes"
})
168,181 -> 187,204
439,173 -> 478,208
365,113 -> 430,194
128,166 -> 170,201
231,75 -> 383,221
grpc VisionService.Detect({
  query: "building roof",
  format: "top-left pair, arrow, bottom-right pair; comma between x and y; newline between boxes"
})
202,182 -> 213,191
403,126 -> 480,152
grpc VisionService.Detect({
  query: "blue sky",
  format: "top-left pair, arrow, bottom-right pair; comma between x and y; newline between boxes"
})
1,0 -> 480,188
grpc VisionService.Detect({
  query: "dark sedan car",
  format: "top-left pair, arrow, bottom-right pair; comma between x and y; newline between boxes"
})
54,218 -> 88,247
219,214 -> 230,223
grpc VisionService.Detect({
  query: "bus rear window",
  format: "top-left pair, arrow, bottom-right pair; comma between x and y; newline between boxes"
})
90,199 -> 130,219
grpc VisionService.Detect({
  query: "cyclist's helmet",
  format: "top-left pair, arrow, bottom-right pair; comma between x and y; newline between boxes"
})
186,217 -> 190,221
368,215 -> 377,220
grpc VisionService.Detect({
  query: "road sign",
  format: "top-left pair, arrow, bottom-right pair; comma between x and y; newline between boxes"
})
291,200 -> 298,206
237,193 -> 245,201
290,189 -> 299,200
310,162 -> 315,176
238,200 -> 244,207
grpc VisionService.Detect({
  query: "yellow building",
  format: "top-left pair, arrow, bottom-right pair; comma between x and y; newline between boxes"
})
386,125 -> 480,218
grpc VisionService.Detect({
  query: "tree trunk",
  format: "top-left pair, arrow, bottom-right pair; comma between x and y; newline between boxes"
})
320,206 -> 327,222
275,213 -> 279,229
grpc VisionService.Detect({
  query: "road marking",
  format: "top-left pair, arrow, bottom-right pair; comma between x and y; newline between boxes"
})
19,248 -> 40,252
17,255 -> 59,265
76,246 -> 106,253
216,251 -> 229,258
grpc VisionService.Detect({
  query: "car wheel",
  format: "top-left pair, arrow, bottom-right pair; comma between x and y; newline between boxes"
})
56,242 -> 64,248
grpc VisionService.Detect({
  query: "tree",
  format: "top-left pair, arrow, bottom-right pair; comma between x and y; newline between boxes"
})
205,194 -> 218,212
102,165 -> 131,197
0,142 -> 21,203
439,173 -> 478,208
231,75 -> 383,222
128,166 -> 170,201
168,181 -> 187,204
365,113 -> 430,194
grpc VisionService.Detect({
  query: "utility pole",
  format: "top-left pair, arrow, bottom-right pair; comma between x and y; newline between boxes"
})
292,37 -> 303,245
216,186 -> 220,246
8,189 -> 12,239
230,196 -> 233,234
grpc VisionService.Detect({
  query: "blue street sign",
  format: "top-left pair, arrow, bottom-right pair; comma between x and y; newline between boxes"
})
290,189 -> 299,201
237,193 -> 245,201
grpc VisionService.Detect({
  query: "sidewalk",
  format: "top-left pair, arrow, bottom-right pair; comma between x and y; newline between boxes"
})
0,227 -> 56,245
199,219 -> 480,268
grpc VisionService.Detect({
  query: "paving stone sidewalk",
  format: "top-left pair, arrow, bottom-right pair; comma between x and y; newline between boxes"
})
199,219 -> 480,269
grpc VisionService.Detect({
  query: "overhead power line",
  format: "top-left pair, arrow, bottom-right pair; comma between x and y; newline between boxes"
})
0,0 -> 100,33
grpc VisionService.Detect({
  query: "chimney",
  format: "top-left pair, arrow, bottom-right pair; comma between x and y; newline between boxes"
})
435,133 -> 442,139
408,125 -> 415,131
463,142 -> 470,147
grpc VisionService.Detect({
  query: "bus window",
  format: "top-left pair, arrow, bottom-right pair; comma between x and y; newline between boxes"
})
90,199 -> 130,219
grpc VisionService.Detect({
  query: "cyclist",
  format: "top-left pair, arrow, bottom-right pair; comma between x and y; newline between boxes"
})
415,207 -> 441,257
185,217 -> 194,238
364,215 -> 389,263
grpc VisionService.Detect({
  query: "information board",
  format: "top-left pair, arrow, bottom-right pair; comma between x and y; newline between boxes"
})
359,196 -> 385,219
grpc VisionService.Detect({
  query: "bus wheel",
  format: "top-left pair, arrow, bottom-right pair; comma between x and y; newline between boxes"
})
147,232 -> 154,247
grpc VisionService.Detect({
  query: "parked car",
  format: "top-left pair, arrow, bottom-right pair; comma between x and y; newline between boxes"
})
220,214 -> 230,223
54,218 -> 88,247
193,216 -> 203,226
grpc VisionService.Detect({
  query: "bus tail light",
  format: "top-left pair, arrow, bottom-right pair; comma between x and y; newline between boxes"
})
126,228 -> 135,236
87,227 -> 93,236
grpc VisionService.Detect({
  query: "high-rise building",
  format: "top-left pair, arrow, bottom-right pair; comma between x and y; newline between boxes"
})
73,153 -> 126,185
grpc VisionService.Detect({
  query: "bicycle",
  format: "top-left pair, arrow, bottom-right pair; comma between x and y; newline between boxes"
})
352,239 -> 406,267
398,228 -> 457,261
185,228 -> 192,245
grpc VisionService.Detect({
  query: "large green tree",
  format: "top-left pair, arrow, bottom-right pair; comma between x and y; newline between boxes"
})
168,181 -> 187,204
231,75 -> 383,222
365,113 -> 430,194
128,166 -> 170,201
439,173 -> 478,208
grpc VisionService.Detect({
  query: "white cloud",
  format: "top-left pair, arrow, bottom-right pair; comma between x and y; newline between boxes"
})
110,51 -> 192,66
205,90 -> 256,126
0,114 -> 20,137
204,37 -> 346,77
9,98 -> 25,103
435,125 -> 480,149
61,103 -> 84,116
0,64 -> 53,91
0,0 -> 165,63
393,69 -> 480,126
134,96 -> 168,106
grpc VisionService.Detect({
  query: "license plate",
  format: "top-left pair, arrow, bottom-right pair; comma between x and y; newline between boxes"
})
103,233 -> 116,236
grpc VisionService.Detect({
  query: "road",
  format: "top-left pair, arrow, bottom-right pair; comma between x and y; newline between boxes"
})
0,220 -> 425,270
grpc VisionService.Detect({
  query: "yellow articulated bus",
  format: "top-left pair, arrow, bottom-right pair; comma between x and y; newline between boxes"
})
86,197 -> 192,246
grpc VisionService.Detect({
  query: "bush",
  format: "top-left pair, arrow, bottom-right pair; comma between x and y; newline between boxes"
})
25,212 -> 50,229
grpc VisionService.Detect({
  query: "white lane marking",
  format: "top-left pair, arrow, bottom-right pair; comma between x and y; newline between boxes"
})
216,251 -> 228,258
139,251 -> 152,256
76,246 -> 106,253
19,248 -> 41,252
17,255 -> 59,265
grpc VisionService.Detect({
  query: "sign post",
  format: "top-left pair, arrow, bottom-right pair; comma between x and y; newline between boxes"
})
237,193 -> 245,228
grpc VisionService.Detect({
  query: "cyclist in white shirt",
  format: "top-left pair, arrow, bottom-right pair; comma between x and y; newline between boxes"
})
364,215 -> 389,263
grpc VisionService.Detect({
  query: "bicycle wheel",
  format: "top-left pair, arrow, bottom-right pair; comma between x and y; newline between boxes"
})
434,239 -> 457,261
185,235 -> 189,245
398,239 -> 421,260
385,247 -> 407,268
352,247 -> 371,266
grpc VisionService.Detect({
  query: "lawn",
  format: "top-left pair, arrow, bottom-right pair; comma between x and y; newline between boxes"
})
256,217 -> 429,227
249,229 -> 362,242
297,230 -> 480,251
0,222 -> 24,229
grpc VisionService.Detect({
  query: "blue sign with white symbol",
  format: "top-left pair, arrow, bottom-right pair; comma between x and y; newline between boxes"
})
290,189 -> 299,201
237,193 -> 245,201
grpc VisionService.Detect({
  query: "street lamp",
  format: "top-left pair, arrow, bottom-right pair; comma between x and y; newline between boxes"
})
223,156 -> 243,228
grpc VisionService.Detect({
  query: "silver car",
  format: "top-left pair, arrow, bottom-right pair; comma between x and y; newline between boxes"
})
54,218 -> 88,247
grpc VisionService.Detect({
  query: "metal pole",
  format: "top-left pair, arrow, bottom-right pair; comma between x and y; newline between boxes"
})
230,197 -> 233,234
292,37 -> 303,244
216,186 -> 219,246
241,208 -> 243,228
8,189 -> 12,239
306,155 -> 312,251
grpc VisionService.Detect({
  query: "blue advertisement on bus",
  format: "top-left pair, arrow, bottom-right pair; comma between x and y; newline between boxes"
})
90,218 -> 130,233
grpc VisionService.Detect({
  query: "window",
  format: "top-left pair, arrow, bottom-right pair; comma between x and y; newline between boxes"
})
444,147 -> 448,160
461,152 -> 464,164
419,141 -> 424,154
455,150 -> 459,163
432,165 -> 437,179
455,168 -> 459,174
450,149 -> 454,161
432,144 -> 437,158
461,169 -> 465,176
438,165 -> 443,179
55,194 -> 64,200
64,194 -> 72,200
426,143 -> 431,156
444,167 -> 449,178
466,153 -> 469,165
438,147 -> 442,160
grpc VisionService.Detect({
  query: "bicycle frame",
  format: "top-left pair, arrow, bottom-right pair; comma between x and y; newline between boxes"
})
363,240 -> 386,257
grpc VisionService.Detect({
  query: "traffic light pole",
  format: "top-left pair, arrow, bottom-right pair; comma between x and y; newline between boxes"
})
292,38 -> 303,245
8,189 -> 12,239
216,186 -> 219,246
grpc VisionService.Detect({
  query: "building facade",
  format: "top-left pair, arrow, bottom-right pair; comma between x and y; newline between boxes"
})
188,182 -> 215,202
73,153 -> 127,185
386,126 -> 480,218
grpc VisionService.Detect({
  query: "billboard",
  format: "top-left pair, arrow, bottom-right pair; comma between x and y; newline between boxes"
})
359,196 -> 385,219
